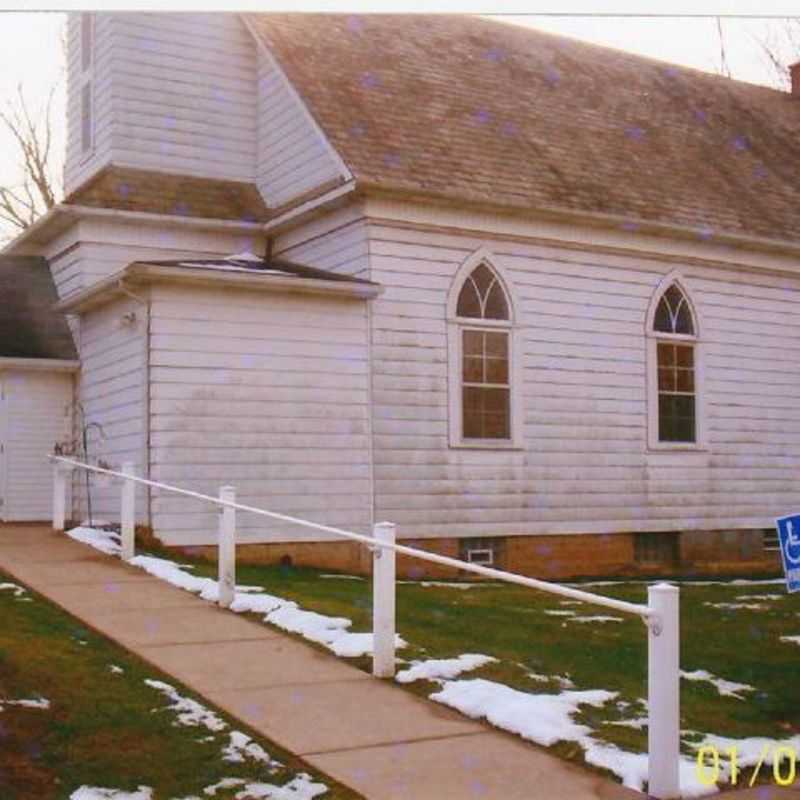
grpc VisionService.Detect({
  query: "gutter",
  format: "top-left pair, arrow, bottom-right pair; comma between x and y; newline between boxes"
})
0,357 -> 80,372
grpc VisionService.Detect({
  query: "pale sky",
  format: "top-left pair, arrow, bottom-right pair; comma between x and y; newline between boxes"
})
0,4 -> 797,234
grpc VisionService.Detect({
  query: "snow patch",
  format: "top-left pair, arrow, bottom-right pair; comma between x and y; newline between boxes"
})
0,582 -> 26,597
543,609 -> 575,617
569,615 -> 624,624
396,654 -> 497,684
0,696 -> 50,712
70,788 -> 152,800
780,635 -> 800,646
430,679 -> 711,796
222,731 -> 275,766
145,680 -> 226,732
704,602 -> 766,611
737,594 -> 782,601
319,574 -> 365,581
68,526 -> 121,555
109,665 -> 124,675
681,670 -> 755,699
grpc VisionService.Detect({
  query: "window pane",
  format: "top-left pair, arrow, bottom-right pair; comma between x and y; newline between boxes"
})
485,358 -> 509,384
457,281 -> 481,318
81,13 -> 93,71
484,283 -> 509,320
653,298 -> 673,333
463,356 -> 483,383
462,387 -> 510,439
657,343 -> 675,366
658,394 -> 695,443
463,329 -> 483,356
81,83 -> 92,153
658,368 -> 675,392
471,264 -> 495,297
485,332 -> 508,357
676,369 -> 694,393
676,346 -> 693,367
675,304 -> 694,335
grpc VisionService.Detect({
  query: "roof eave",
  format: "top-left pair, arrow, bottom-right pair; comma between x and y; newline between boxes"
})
357,181 -> 800,260
56,261 -> 383,314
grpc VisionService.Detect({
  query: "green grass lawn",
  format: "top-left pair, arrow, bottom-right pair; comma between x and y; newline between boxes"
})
0,572 -> 361,800
171,554 -> 800,768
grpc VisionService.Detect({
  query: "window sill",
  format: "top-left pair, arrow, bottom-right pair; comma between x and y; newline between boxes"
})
450,440 -> 524,451
647,444 -> 709,453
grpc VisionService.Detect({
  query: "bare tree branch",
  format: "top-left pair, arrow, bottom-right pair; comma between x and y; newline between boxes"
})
755,17 -> 800,90
0,81 -> 59,240
716,17 -> 732,79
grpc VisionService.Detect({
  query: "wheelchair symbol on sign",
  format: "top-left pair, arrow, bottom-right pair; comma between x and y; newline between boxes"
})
784,520 -> 800,566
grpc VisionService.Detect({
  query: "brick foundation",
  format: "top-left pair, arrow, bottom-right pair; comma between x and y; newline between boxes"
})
159,529 -> 782,581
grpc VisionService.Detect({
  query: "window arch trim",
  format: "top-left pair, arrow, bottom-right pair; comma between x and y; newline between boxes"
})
645,272 -> 700,340
447,248 -> 516,325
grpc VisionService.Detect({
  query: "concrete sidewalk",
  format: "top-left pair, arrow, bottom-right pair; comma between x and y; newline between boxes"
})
1,525 -> 790,800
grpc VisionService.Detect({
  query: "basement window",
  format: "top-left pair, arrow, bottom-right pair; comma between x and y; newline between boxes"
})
460,537 -> 503,567
634,532 -> 679,565
763,529 -> 780,552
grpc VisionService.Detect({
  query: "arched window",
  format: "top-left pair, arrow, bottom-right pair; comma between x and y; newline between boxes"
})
453,262 -> 513,442
650,282 -> 698,444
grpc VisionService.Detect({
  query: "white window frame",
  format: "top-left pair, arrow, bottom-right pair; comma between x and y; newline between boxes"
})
645,272 -> 707,451
79,12 -> 95,159
447,248 -> 523,450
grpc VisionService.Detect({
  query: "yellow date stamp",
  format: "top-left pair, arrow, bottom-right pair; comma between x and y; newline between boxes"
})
696,745 -> 798,787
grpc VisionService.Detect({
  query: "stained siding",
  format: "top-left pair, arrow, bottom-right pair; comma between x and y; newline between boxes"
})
365,220 -> 800,539
275,204 -> 370,277
148,283 -> 372,546
44,218 -> 265,303
255,47 -> 346,207
75,295 -> 148,523
2,372 -> 73,522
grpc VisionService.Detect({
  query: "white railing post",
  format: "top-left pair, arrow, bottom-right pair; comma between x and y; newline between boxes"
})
120,462 -> 136,561
53,462 -> 67,532
372,521 -> 397,678
648,583 -> 681,799
218,486 -> 236,608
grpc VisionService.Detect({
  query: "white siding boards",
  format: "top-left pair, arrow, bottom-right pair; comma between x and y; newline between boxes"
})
359,201 -> 800,541
0,372 -> 73,522
148,284 -> 372,545
254,46 -> 348,207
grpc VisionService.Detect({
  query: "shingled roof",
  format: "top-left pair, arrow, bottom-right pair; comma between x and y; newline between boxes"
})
247,14 -> 800,245
65,165 -> 269,223
0,257 -> 77,360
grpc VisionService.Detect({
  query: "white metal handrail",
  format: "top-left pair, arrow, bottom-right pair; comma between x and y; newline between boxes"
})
50,454 -> 681,799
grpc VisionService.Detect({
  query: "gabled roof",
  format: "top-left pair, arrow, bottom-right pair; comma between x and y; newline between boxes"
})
64,165 -> 269,223
0,256 -> 77,361
247,14 -> 800,245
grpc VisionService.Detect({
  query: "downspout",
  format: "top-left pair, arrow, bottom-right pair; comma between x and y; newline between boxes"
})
118,280 -> 151,529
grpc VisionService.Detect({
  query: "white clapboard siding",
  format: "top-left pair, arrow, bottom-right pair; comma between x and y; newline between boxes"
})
75,294 -> 147,524
148,283 -> 372,546
255,47 -> 346,207
365,220 -> 800,539
106,13 -> 257,182
275,205 -> 371,277
2,372 -> 74,522
47,219 -> 266,301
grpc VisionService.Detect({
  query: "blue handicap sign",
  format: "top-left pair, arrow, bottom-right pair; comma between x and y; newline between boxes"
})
775,514 -> 800,593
